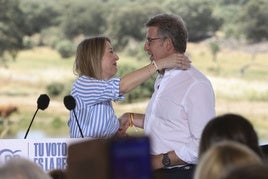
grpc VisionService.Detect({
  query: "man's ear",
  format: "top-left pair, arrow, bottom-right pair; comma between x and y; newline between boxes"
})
164,38 -> 174,51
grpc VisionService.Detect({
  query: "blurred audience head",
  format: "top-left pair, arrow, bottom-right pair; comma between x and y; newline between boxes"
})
0,157 -> 52,179
220,163 -> 268,179
49,169 -> 66,179
194,140 -> 262,179
199,113 -> 263,158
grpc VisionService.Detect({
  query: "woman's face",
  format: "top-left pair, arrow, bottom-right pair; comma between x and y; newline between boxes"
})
101,41 -> 119,80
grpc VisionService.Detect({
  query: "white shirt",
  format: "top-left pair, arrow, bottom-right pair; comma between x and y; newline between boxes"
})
144,66 -> 216,164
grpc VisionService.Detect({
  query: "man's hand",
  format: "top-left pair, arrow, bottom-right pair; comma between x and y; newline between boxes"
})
117,113 -> 130,136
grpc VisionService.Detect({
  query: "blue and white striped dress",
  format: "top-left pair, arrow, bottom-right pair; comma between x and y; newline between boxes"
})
68,75 -> 124,138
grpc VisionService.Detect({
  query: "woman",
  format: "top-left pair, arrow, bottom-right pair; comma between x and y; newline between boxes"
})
68,36 -> 190,138
194,141 -> 262,179
198,113 -> 263,158
220,163 -> 268,179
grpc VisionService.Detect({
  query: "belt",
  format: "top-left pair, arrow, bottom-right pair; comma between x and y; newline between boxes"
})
164,164 -> 196,171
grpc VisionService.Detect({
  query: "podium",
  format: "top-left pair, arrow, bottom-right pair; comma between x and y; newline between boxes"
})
0,138 -> 84,171
1,136 -> 153,179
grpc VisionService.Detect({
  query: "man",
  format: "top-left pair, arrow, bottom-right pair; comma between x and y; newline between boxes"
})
119,13 -> 216,179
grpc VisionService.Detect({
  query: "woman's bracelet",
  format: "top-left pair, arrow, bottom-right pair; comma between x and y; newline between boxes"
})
129,113 -> 134,127
129,113 -> 138,132
152,60 -> 160,73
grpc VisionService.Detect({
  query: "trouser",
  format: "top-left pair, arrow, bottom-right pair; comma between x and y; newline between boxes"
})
153,164 -> 196,179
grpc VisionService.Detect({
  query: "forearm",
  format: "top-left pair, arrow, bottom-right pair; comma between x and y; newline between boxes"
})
119,63 -> 156,94
119,53 -> 191,94
152,151 -> 186,169
130,113 -> 145,129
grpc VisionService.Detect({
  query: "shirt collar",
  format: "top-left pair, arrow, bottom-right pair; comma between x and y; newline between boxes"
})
161,67 -> 183,78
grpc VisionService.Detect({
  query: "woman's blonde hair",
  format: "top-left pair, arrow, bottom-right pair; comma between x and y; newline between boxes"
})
74,36 -> 111,79
194,140 -> 262,179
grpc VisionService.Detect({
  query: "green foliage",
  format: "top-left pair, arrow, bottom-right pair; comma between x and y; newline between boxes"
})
22,36 -> 34,49
40,27 -> 66,48
1,0 -> 267,63
209,40 -> 220,62
124,41 -> 148,61
55,40 -> 75,58
50,117 -> 65,129
0,0 -> 24,57
216,0 -> 249,5
212,4 -> 241,38
46,82 -> 65,97
19,0 -> 61,36
60,0 -> 108,39
107,3 -> 164,49
237,0 -> 268,42
117,63 -> 156,103
212,0 -> 268,41
164,0 -> 222,41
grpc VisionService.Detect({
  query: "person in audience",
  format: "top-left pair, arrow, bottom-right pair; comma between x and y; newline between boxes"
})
199,113 -> 263,158
220,163 -> 268,179
193,140 -> 263,179
49,169 -> 66,179
0,157 -> 52,179
260,143 -> 268,160
68,36 -> 190,138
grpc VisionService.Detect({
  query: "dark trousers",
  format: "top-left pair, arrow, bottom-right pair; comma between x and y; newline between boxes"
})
153,164 -> 196,179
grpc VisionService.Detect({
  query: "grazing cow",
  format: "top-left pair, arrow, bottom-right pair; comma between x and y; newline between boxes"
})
0,105 -> 18,118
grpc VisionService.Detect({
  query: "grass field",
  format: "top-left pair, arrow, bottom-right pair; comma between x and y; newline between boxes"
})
0,41 -> 268,142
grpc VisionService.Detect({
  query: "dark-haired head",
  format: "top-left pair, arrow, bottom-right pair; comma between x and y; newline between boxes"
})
145,13 -> 188,53
199,113 -> 263,158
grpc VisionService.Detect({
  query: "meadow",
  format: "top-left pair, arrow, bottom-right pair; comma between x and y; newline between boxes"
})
0,41 -> 268,142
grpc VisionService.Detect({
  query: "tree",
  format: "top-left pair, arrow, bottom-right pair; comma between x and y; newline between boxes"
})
19,0 -> 61,37
0,0 -> 25,62
164,0 -> 222,41
209,40 -> 220,62
107,3 -> 163,50
56,40 -> 75,58
209,39 -> 221,73
60,0 -> 107,39
237,0 -> 268,42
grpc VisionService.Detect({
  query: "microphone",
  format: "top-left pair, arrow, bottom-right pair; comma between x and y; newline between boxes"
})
63,95 -> 84,138
24,94 -> 50,139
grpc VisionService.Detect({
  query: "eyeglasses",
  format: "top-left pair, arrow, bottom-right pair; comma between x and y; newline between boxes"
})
145,37 -> 162,45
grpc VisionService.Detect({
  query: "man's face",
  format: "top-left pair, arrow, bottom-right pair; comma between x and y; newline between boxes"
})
144,26 -> 168,62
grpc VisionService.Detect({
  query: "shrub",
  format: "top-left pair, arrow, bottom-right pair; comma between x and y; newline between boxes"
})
55,40 -> 75,58
46,82 -> 65,97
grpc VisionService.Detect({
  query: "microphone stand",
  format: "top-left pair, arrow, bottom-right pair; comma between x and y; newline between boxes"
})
73,110 -> 84,138
63,95 -> 84,138
24,94 -> 50,139
24,108 -> 39,139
